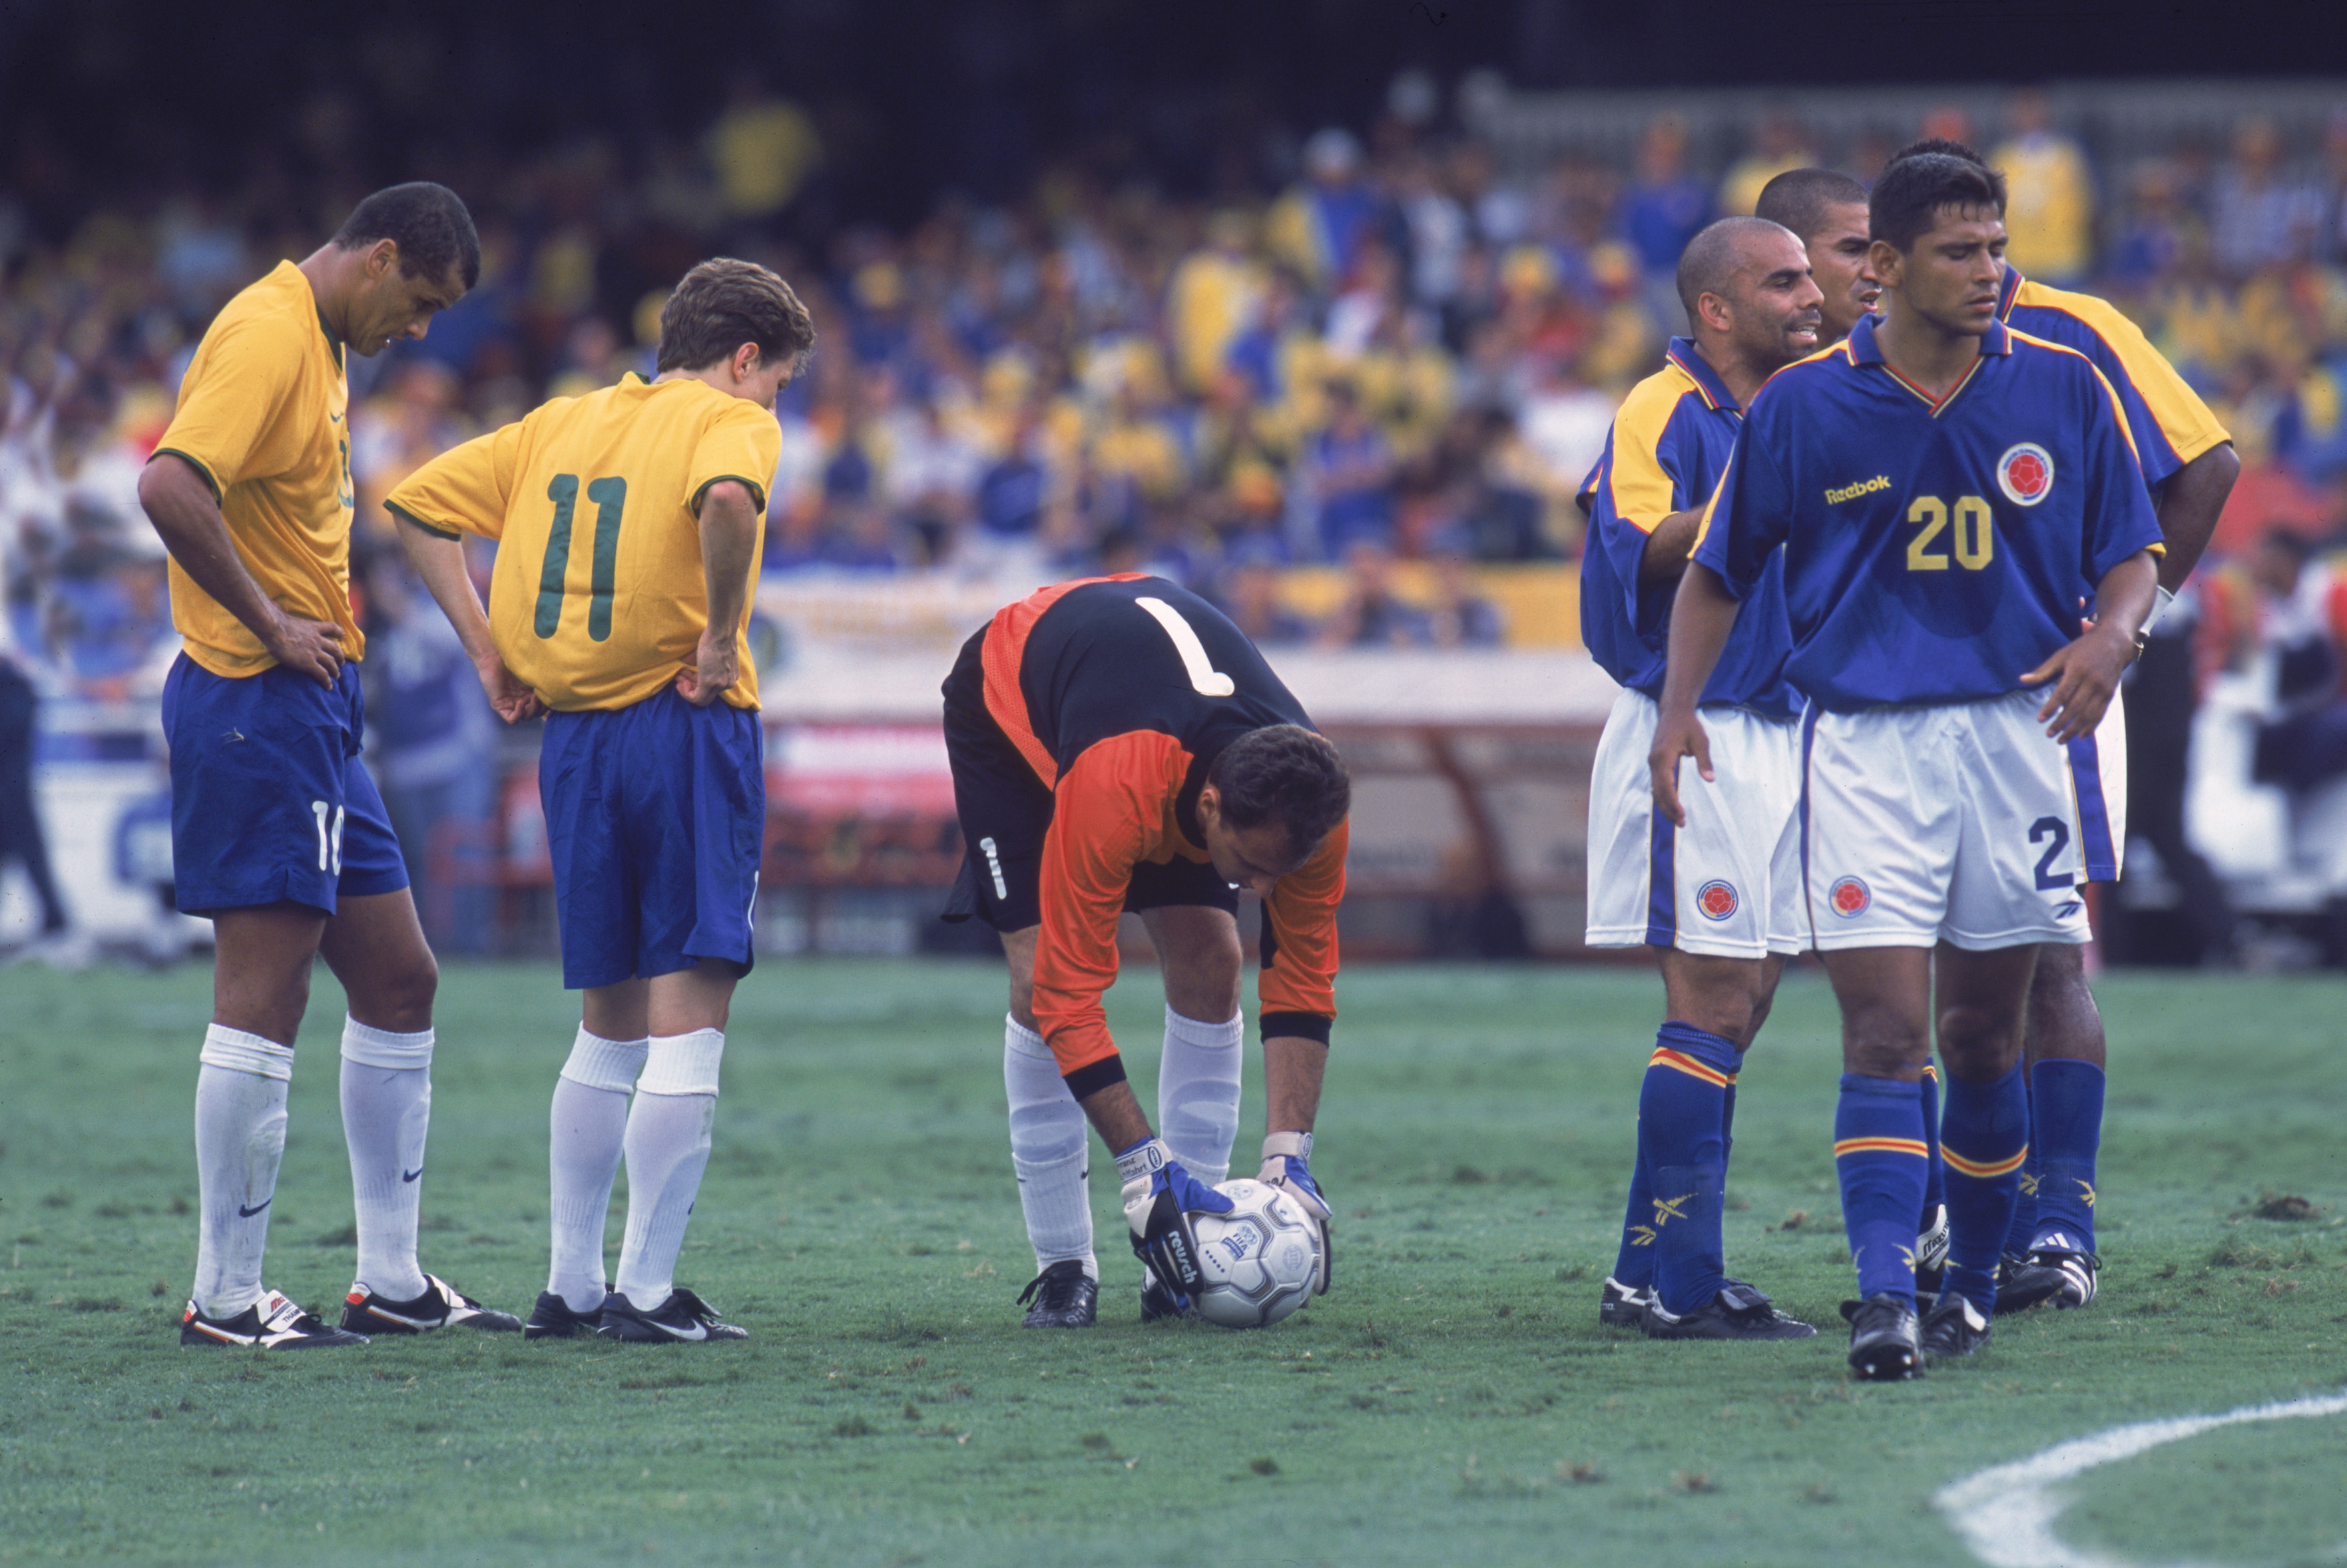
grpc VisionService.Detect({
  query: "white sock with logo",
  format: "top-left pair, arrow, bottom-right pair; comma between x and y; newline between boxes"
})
548,1027 -> 648,1312
191,1025 -> 294,1320
1157,1005 -> 1244,1186
1003,1015 -> 1096,1280
613,1029 -> 723,1312
340,1017 -> 433,1302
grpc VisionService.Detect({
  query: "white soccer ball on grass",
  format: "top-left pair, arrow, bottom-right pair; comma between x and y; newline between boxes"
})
1188,1177 -> 1323,1329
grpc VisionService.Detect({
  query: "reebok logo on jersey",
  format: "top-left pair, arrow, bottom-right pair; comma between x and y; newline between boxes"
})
1824,474 -> 1890,504
1997,443 -> 2054,505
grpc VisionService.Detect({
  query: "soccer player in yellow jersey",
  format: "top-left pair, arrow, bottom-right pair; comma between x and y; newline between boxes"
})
136,183 -> 518,1348
387,259 -> 814,1342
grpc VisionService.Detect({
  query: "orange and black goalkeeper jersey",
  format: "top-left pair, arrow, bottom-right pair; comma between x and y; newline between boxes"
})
985,574 -> 1347,1089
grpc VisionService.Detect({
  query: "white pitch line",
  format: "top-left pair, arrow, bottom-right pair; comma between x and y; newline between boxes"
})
1935,1392 -> 2347,1568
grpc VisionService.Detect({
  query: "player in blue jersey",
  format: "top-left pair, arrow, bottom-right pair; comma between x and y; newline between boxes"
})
1651,154 -> 2163,1380
1577,217 -> 1822,1342
1884,138 -> 2240,1316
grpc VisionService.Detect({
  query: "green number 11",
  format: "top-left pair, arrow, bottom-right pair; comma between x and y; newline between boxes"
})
533,473 -> 627,642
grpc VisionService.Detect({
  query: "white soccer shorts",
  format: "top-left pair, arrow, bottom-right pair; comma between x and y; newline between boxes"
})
1586,687 -> 1806,959
1800,687 -> 2127,952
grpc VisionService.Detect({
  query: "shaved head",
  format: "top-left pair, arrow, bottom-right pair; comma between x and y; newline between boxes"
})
1677,216 -> 1805,322
1755,167 -> 1870,246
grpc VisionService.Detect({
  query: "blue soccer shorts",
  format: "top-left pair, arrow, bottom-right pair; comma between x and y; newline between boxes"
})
161,653 -> 409,918
541,686 -> 766,990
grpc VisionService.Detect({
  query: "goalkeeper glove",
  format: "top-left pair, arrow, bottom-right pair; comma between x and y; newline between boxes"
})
1258,1130 -> 1333,1294
1117,1137 -> 1232,1306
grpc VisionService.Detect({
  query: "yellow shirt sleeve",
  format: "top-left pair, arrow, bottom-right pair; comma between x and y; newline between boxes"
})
685,401 -> 781,516
384,421 -> 529,541
155,313 -> 304,499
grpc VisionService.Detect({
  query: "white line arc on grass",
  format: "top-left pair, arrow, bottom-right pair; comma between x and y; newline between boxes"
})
1935,1392 -> 2347,1568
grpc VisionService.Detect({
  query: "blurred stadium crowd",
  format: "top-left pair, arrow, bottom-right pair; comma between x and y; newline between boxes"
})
6,80 -> 2347,961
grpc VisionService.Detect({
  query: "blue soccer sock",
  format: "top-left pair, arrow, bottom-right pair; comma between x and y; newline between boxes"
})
1919,1059 -> 1945,1216
2028,1059 -> 2104,1254
1610,1135 -> 1655,1291
2001,1072 -> 2040,1255
1834,1074 -> 1928,1307
1941,1065 -> 2030,1314
1643,1023 -> 1738,1315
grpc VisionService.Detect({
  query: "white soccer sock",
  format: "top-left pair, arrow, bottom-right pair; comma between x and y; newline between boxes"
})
339,1017 -> 434,1302
191,1025 -> 294,1320
613,1029 -> 723,1312
1004,1015 -> 1096,1280
1157,1005 -> 1244,1186
548,1027 -> 647,1312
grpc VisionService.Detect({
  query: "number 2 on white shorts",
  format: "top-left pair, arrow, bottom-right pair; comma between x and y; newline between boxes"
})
1134,597 -> 1236,698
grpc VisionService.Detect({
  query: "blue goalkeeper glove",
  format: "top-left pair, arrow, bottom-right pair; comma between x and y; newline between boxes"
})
1117,1137 -> 1233,1306
1258,1131 -> 1333,1295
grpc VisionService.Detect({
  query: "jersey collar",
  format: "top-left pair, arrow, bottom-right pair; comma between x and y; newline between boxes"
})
1663,337 -> 1740,413
1995,264 -> 2025,322
1846,312 -> 2009,413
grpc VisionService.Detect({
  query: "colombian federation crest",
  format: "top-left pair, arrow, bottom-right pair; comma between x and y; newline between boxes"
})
1997,443 -> 2054,507
1828,876 -> 1871,917
1695,880 -> 1739,921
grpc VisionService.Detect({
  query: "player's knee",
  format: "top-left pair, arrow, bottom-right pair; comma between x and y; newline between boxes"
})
1936,1001 -> 2023,1077
1007,975 -> 1040,1034
358,949 -> 439,1033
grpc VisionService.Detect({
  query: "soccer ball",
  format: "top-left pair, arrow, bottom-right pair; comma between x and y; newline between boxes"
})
1188,1178 -> 1323,1329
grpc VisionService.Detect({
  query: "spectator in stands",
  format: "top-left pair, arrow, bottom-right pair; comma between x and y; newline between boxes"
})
1619,116 -> 1711,282
1306,379 -> 1396,557
1216,552 -> 1314,647
1320,541 -> 1430,649
2212,117 -> 2326,279
1991,88 -> 2095,285
360,557 -> 498,955
1424,549 -> 1505,648
1718,112 -> 1814,219
1268,128 -> 1381,292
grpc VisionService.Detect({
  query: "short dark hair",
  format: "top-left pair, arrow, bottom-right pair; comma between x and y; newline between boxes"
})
656,258 -> 818,375
1208,724 -> 1350,859
1869,152 -> 2007,253
1675,216 -> 1798,322
1754,167 -> 1870,244
1887,136 -> 1989,169
334,183 -> 481,290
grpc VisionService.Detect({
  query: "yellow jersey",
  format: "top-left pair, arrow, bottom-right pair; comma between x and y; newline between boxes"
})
386,375 -> 780,712
154,260 -> 361,677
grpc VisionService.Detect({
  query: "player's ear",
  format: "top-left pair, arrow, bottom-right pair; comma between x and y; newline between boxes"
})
733,342 -> 760,382
1868,240 -> 1902,289
366,239 -> 400,282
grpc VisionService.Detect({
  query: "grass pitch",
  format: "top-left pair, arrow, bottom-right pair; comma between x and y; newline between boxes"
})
2,958 -> 2342,1567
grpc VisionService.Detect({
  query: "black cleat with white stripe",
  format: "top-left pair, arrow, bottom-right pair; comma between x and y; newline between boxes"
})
182,1289 -> 369,1349
341,1274 -> 522,1335
598,1286 -> 748,1342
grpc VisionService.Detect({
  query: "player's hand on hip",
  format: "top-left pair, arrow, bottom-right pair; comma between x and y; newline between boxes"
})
264,610 -> 344,686
1118,1137 -> 1233,1307
474,653 -> 545,724
674,629 -> 739,706
2021,625 -> 2136,744
1647,706 -> 1712,828
1258,1131 -> 1333,1294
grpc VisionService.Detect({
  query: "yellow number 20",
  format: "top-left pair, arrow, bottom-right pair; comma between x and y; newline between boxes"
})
1906,494 -> 1995,572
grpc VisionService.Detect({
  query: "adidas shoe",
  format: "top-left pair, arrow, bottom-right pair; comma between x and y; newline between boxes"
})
1641,1281 -> 1817,1341
597,1286 -> 747,1343
1016,1260 -> 1099,1328
1139,1267 -> 1194,1323
523,1290 -> 607,1340
1920,1291 -> 1992,1360
1915,1203 -> 1950,1296
1993,1251 -> 2068,1315
342,1274 -> 523,1336
2027,1244 -> 2101,1309
181,1289 -> 369,1349
1842,1292 -> 1922,1382
1598,1275 -> 1654,1329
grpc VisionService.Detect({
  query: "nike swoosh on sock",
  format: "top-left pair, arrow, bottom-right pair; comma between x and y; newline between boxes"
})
237,1199 -> 271,1217
401,1169 -> 423,1183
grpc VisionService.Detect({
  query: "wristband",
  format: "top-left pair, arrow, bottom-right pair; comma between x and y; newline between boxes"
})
1263,1131 -> 1314,1164
1115,1137 -> 1171,1185
2143,584 -> 2176,633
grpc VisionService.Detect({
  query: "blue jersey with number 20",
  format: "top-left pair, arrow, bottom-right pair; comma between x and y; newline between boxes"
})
1694,315 -> 2162,713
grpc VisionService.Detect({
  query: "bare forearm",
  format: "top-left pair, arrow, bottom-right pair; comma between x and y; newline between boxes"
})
136,455 -> 281,644
2093,549 -> 2160,645
2153,442 -> 2238,593
698,486 -> 759,639
1635,507 -> 1706,590
1264,1035 -> 1328,1135
393,516 -> 498,664
1657,561 -> 1742,715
